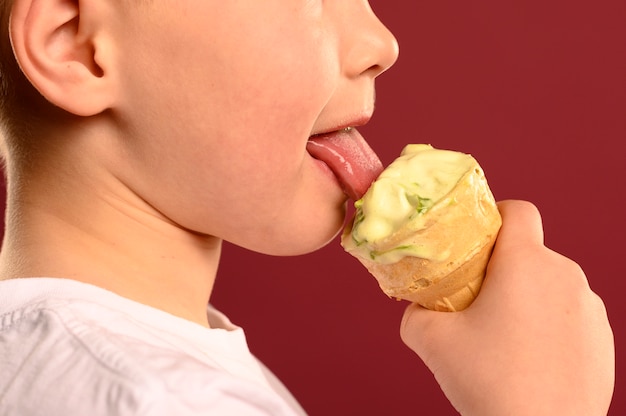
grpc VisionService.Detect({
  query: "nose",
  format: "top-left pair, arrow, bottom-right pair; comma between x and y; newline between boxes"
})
343,2 -> 399,78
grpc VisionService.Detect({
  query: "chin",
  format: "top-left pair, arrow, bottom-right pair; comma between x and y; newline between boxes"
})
239,204 -> 347,256
287,226 -> 343,255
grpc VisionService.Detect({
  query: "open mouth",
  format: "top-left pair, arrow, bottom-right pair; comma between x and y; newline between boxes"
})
306,127 -> 383,201
310,126 -> 354,138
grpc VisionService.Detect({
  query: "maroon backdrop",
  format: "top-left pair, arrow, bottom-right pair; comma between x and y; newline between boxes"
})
1,0 -> 624,415
214,1 -> 626,414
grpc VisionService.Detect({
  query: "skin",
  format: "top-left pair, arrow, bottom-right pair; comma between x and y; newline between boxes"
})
0,0 -> 614,414
402,201 -> 615,415
2,0 -> 398,324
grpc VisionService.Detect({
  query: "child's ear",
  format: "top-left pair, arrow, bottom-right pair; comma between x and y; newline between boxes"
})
9,0 -> 117,116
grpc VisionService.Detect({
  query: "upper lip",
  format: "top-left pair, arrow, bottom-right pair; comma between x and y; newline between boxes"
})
309,114 -> 372,137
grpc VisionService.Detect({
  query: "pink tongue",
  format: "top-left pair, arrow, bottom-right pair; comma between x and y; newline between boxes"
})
307,129 -> 383,201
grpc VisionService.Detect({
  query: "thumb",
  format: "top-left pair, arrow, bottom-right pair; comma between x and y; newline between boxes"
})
470,199 -> 548,308
399,302 -> 455,365
491,199 -> 545,253
399,200 -> 544,361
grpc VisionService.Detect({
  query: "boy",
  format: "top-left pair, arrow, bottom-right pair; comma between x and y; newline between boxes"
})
0,0 -> 614,415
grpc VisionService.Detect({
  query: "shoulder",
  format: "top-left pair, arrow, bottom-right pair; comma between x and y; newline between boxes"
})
0,280 -> 301,416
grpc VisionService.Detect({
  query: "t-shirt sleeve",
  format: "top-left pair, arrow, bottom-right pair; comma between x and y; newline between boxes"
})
135,372 -> 303,416
0,306 -> 305,416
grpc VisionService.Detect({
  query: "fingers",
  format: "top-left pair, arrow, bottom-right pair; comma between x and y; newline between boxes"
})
399,199 -> 615,414
486,200 -> 585,291
400,200 -> 546,360
399,300 -> 453,364
495,200 -> 544,249
477,200 -> 549,301
477,199 -> 546,296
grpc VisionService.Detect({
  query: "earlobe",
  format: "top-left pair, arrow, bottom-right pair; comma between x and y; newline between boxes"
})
10,0 -> 116,117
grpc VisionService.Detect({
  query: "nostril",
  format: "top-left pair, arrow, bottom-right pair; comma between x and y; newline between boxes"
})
343,7 -> 399,79
366,64 -> 384,76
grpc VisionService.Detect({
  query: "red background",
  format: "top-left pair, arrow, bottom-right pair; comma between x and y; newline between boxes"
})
2,0 -> 625,414
214,1 -> 626,414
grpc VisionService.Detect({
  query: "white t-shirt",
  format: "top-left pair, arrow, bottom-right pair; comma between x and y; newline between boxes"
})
0,278 -> 306,416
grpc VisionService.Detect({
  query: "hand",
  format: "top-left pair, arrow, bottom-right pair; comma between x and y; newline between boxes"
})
400,200 -> 614,415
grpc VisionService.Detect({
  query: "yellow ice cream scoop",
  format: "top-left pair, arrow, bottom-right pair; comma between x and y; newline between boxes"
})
341,144 -> 502,312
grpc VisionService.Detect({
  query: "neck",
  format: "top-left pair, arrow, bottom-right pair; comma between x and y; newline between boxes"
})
0,135 -> 221,327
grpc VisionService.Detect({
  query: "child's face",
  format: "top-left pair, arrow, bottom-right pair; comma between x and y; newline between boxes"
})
113,1 -> 398,255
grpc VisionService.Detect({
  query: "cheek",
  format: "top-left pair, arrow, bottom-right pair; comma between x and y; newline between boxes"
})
116,8 -> 344,253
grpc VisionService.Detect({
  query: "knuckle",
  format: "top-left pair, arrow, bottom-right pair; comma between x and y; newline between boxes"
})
560,256 -> 589,289
399,303 -> 438,356
399,304 -> 417,345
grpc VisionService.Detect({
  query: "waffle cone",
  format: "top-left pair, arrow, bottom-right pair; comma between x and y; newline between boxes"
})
358,237 -> 496,311
342,155 -> 501,312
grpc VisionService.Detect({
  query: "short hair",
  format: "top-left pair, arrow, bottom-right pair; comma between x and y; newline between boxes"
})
0,0 -> 64,163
